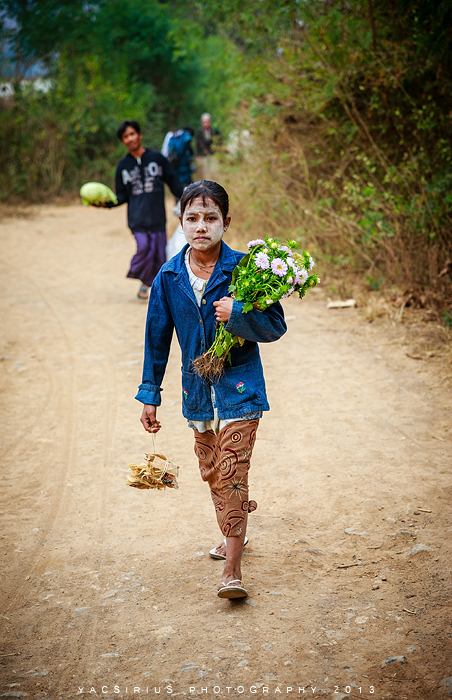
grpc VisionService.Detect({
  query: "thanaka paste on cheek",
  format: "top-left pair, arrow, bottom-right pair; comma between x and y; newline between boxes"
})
181,197 -> 225,251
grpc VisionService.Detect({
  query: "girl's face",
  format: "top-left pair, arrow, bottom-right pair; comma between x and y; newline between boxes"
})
180,195 -> 230,252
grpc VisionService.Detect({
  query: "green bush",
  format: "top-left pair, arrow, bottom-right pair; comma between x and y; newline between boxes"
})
0,56 -> 157,199
201,0 -> 452,293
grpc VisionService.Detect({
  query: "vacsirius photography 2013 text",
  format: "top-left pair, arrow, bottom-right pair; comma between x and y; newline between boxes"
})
75,683 -> 377,696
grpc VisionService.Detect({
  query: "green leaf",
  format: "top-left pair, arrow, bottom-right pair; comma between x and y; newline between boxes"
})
231,254 -> 249,285
242,301 -> 254,313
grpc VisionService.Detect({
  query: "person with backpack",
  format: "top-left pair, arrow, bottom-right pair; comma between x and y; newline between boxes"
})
196,113 -> 221,180
161,130 -> 173,158
166,127 -> 195,189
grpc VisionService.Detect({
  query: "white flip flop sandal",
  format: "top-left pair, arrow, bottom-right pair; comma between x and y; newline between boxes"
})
217,579 -> 248,599
209,536 -> 249,560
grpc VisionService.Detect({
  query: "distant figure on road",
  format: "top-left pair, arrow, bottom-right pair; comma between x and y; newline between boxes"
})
196,113 -> 221,179
196,113 -> 220,156
96,120 -> 183,300
166,127 -> 195,189
161,130 -> 174,158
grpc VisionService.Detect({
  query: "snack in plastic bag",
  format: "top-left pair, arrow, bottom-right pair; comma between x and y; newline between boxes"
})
126,452 -> 179,490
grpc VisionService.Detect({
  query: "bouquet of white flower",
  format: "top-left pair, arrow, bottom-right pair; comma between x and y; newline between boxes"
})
193,236 -> 320,380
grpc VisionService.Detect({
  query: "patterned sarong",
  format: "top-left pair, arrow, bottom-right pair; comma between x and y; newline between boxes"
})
193,419 -> 259,537
127,231 -> 167,287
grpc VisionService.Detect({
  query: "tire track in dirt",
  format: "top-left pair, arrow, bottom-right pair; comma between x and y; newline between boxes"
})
49,300 -> 121,694
1,253 -> 122,692
0,258 -> 78,619
0,258 -> 118,632
0,261 -> 58,461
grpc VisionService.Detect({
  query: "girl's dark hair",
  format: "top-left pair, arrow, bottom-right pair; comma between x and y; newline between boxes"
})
117,120 -> 141,141
180,180 -> 229,221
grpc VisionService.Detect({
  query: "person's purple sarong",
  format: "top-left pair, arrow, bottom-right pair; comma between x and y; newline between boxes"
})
127,231 -> 167,287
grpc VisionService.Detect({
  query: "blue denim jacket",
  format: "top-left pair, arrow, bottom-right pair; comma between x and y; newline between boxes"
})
135,241 -> 287,420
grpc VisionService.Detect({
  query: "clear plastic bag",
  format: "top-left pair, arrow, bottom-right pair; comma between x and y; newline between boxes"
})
126,437 -> 179,490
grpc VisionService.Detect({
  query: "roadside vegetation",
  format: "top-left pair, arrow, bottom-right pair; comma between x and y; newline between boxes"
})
1,0 -> 451,319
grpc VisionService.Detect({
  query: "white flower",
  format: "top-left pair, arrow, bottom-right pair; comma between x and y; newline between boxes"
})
255,251 -> 270,270
287,257 -> 295,268
266,299 -> 273,305
295,268 -> 308,286
308,256 -> 315,271
247,239 -> 265,248
271,258 -> 288,277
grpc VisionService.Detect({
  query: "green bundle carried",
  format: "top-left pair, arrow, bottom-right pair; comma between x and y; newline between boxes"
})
80,182 -> 118,207
193,236 -> 320,380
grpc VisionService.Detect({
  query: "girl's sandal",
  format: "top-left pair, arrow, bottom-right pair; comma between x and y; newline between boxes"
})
209,536 -> 249,560
137,285 -> 149,300
217,579 -> 248,599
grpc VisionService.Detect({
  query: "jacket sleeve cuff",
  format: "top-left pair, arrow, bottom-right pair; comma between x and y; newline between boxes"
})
135,385 -> 162,405
224,299 -> 243,333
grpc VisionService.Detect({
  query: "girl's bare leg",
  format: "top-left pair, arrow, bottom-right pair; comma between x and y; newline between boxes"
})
219,514 -> 248,588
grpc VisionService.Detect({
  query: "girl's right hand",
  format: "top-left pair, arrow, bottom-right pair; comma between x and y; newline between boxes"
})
140,404 -> 161,433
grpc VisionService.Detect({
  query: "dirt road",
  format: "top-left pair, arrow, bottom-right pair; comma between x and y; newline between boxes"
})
0,204 -> 451,700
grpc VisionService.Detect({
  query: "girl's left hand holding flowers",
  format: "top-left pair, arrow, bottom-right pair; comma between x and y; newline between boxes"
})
213,296 -> 233,323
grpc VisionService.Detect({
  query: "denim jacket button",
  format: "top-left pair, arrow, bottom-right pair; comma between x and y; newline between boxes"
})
202,298 -> 207,305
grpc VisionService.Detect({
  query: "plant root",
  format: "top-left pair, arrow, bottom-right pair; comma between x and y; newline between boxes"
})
193,351 -> 227,381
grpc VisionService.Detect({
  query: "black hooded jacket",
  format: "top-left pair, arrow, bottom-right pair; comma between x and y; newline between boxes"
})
108,148 -> 183,233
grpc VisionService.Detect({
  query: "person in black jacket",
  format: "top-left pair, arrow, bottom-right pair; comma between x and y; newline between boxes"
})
103,120 -> 183,299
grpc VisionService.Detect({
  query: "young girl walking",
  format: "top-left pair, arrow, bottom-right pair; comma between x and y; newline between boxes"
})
136,180 -> 286,598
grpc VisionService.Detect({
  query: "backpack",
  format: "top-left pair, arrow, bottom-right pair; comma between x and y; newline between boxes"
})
167,129 -> 192,170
